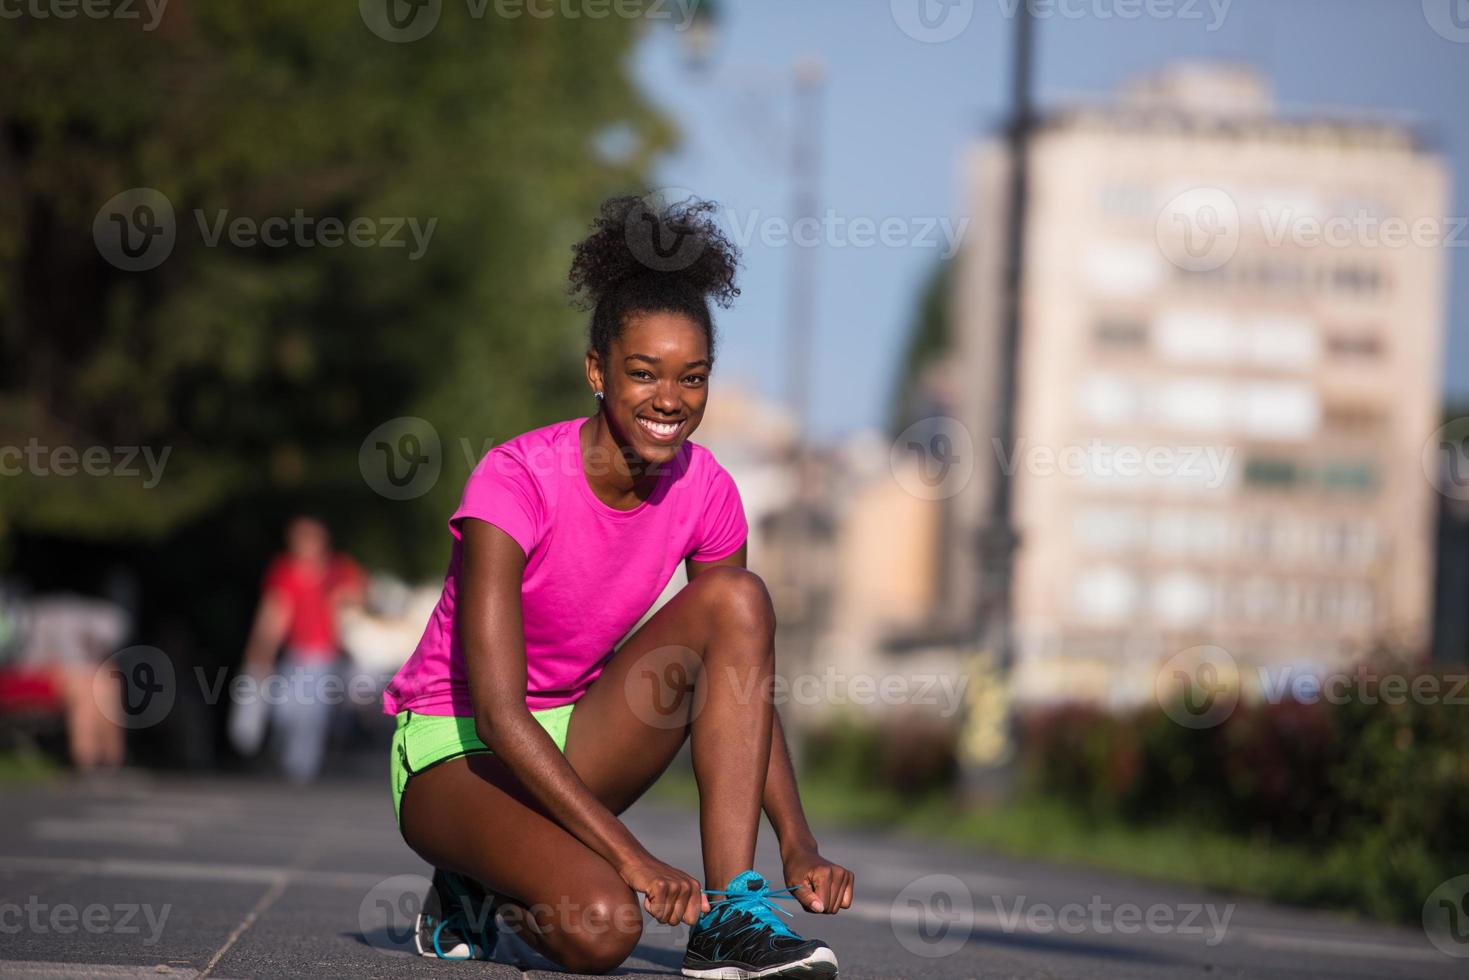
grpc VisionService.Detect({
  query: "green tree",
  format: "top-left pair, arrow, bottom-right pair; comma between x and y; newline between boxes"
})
887,256 -> 953,437
0,3 -> 674,577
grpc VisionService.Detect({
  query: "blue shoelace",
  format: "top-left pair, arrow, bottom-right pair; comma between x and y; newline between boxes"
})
433,877 -> 494,960
700,878 -> 802,940
432,912 -> 476,959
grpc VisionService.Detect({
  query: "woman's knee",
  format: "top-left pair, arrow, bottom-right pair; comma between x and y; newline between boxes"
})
691,566 -> 775,635
546,883 -> 643,974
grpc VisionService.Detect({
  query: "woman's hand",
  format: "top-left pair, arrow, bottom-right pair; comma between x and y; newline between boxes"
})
618,853 -> 710,926
782,844 -> 854,915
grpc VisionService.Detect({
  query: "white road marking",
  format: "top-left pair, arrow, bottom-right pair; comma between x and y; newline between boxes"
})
0,854 -> 390,889
855,865 -> 1022,892
852,898 -> 1445,964
31,819 -> 184,848
0,964 -> 201,978
1242,928 -> 1445,962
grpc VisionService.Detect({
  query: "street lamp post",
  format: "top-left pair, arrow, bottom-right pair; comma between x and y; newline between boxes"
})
981,0 -> 1034,675
961,0 -> 1035,800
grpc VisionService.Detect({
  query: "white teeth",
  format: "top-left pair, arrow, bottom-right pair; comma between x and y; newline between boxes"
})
638,417 -> 681,437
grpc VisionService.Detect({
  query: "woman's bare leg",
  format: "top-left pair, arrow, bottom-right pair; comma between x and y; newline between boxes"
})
399,753 -> 643,974
564,565 -> 777,892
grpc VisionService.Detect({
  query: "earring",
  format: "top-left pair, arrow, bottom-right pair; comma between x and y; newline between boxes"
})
593,390 -> 604,402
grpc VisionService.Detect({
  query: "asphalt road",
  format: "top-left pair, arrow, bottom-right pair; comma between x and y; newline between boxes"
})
0,771 -> 1463,979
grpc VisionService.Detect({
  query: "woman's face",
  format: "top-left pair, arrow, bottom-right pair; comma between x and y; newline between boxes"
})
590,311 -> 711,468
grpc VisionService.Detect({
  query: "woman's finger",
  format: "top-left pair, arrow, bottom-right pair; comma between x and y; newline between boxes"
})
794,878 -> 821,913
816,867 -> 836,913
676,880 -> 696,925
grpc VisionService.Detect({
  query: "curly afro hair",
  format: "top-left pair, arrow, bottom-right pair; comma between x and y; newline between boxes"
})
568,194 -> 741,366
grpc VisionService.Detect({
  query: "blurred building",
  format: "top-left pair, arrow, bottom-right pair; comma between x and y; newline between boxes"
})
949,64 -> 1451,704
690,381 -> 961,729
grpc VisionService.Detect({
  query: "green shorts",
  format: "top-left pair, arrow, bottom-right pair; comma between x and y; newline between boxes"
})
389,704 -> 576,826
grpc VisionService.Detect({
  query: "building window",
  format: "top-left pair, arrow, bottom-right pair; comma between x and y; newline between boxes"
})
1333,264 -> 1383,295
1073,567 -> 1139,622
1321,461 -> 1378,493
1322,402 -> 1385,433
1097,182 -> 1154,219
1326,333 -> 1383,359
1244,457 -> 1303,487
1094,318 -> 1148,348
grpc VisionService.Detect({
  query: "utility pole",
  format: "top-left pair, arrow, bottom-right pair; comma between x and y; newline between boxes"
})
786,58 -> 825,451
979,0 -> 1035,671
960,0 -> 1034,800
786,58 -> 825,685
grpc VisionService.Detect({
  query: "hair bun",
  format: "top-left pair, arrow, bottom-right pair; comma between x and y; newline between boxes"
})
569,193 -> 741,312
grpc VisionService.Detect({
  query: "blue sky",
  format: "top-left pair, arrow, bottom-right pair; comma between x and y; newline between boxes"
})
632,0 -> 1469,441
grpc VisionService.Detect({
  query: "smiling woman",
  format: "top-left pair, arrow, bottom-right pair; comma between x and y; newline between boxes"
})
380,195 -> 851,977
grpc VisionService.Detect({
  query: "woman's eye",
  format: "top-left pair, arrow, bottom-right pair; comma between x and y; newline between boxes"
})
631,371 -> 653,381
683,375 -> 707,386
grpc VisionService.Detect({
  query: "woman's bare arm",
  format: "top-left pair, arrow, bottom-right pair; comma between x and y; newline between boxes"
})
459,518 -> 648,871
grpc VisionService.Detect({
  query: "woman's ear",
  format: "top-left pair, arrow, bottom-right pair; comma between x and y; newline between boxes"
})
584,349 -> 604,395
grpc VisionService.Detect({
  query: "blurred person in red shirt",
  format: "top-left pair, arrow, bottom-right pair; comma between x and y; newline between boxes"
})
241,516 -> 364,782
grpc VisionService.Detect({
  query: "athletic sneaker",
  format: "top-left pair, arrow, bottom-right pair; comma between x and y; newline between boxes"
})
414,868 -> 498,960
681,870 -> 838,979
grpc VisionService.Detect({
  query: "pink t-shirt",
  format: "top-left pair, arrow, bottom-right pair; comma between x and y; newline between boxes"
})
382,416 -> 748,716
